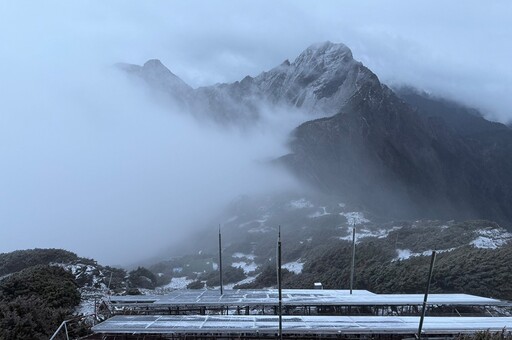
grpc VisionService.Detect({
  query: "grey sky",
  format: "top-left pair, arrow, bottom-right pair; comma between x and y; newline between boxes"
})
1,1 -> 511,264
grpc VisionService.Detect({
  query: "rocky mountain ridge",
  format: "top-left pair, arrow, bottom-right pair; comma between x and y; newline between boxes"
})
121,41 -> 512,226
119,41 -> 378,124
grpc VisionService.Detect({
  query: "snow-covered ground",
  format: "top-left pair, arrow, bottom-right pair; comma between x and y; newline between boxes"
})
52,262 -> 107,289
339,226 -> 401,243
75,289 -> 106,316
470,228 -> 512,249
288,198 -> 314,209
233,253 -> 256,260
283,261 -> 304,274
162,276 -> 194,290
221,274 -> 260,290
394,248 -> 456,261
309,206 -> 330,218
231,261 -> 258,274
340,211 -> 369,225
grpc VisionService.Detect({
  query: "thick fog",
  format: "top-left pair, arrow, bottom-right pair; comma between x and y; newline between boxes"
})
1,1 -> 511,265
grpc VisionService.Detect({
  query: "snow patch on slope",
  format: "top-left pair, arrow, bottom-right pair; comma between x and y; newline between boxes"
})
283,261 -> 304,274
339,226 -> 400,243
309,207 -> 330,218
232,261 -> 258,274
394,248 -> 456,261
163,276 -> 194,290
470,228 -> 512,249
288,198 -> 313,209
232,253 -> 256,261
340,212 -> 369,225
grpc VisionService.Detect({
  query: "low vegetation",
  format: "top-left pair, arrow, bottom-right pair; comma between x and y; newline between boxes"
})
0,265 -> 84,339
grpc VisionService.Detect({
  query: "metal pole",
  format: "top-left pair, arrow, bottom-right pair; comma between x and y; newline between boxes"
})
350,223 -> 356,294
417,250 -> 437,339
278,225 -> 283,340
219,225 -> 223,295
63,322 -> 70,340
107,272 -> 113,290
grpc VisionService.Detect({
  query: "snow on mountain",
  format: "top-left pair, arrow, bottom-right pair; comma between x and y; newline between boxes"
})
283,260 -> 304,274
470,228 -> 512,249
162,276 -> 194,290
340,211 -> 369,225
288,198 -> 314,209
52,262 -> 107,289
393,247 -> 456,261
121,42 -> 375,124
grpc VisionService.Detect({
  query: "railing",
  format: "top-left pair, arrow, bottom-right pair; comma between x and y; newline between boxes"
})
50,314 -> 95,340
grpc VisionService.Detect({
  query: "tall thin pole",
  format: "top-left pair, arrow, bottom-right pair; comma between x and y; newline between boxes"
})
219,225 -> 223,295
277,225 -> 283,340
350,223 -> 356,295
417,250 -> 437,339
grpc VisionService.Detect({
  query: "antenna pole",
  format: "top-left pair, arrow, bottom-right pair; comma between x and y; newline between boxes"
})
219,225 -> 223,295
278,225 -> 283,340
417,250 -> 437,339
350,223 -> 356,295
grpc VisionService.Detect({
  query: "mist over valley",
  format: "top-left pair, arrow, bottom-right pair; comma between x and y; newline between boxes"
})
2,2 -> 512,338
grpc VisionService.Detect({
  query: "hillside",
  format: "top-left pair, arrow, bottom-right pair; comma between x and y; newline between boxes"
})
146,194 -> 512,300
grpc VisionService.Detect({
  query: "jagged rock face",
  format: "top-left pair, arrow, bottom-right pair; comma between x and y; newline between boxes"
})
249,42 -> 372,114
121,42 -> 512,226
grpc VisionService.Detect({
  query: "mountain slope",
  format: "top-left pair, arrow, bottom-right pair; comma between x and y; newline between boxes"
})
121,42 -> 512,227
281,82 -> 512,223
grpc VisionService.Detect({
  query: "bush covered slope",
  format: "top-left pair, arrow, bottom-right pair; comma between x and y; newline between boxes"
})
0,265 -> 83,339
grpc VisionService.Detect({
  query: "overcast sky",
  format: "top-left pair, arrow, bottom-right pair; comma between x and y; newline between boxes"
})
1,1 -> 511,264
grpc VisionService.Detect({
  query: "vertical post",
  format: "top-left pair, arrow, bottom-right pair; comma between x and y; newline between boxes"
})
107,272 -> 113,290
219,225 -> 223,295
63,322 -> 70,340
94,297 -> 97,324
417,250 -> 437,339
277,225 -> 283,340
350,223 -> 356,295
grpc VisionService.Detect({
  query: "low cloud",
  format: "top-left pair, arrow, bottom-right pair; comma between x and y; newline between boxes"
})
1,0 -> 510,265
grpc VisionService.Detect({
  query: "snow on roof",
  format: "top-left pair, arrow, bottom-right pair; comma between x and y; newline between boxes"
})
108,289 -> 508,307
93,315 -> 512,335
